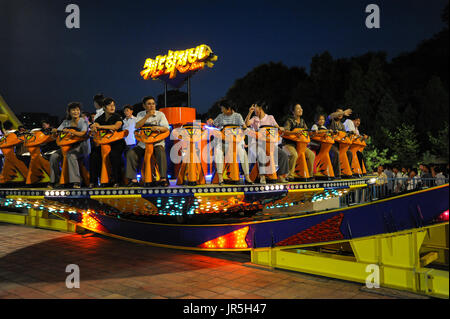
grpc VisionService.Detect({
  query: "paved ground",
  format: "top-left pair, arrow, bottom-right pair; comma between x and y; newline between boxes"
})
0,223 -> 428,299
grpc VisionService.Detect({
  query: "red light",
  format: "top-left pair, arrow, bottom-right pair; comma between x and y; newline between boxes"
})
438,210 -> 449,221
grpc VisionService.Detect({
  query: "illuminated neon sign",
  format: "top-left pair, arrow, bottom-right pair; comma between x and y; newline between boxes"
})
140,44 -> 218,81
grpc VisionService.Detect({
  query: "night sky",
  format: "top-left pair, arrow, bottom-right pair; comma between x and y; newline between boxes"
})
1,0 -> 447,120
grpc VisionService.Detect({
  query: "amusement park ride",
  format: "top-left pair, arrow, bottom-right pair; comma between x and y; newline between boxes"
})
0,45 -> 448,298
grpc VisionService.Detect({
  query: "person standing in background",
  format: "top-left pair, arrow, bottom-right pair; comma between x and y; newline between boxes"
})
384,164 -> 394,194
122,105 -> 137,152
82,112 -> 92,125
93,94 -> 105,121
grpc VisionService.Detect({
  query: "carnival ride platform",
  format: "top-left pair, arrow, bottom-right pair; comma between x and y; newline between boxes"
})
0,179 -> 448,298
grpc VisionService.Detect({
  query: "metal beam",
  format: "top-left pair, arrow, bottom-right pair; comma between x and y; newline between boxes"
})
251,223 -> 449,299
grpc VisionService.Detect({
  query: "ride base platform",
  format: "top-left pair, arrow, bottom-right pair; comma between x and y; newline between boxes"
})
0,178 -> 448,298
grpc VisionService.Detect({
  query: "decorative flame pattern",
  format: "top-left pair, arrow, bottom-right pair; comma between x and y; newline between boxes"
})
81,211 -> 101,230
275,213 -> 344,246
199,226 -> 249,249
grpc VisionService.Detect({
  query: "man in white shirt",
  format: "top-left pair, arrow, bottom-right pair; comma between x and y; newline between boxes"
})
343,117 -> 359,135
122,105 -> 136,149
206,99 -> 253,184
126,96 -> 170,187
344,114 -> 369,176
93,94 -> 105,121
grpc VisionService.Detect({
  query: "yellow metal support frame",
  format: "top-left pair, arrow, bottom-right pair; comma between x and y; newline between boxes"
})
251,222 -> 449,299
0,209 -> 78,233
0,94 -> 22,129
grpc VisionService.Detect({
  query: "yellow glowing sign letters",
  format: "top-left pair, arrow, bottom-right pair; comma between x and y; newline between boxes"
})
140,44 -> 217,80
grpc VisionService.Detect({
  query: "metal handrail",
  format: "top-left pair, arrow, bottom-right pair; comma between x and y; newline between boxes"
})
341,177 -> 449,207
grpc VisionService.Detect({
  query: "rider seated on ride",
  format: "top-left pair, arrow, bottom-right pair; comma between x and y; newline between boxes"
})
125,96 -> 170,187
343,113 -> 367,171
282,103 -> 316,180
89,97 -> 125,188
309,113 -> 330,154
310,114 -> 327,132
2,121 -> 15,135
40,120 -> 59,159
0,121 -> 14,167
14,126 -> 30,166
49,102 -> 91,189
0,121 -> 3,164
325,108 -> 353,178
2,122 -> 30,166
206,99 -> 253,185
245,101 -> 289,184
1,121 -> 14,140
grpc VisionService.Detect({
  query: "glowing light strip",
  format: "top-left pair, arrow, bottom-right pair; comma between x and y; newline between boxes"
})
194,192 -> 244,197
349,184 -> 368,189
90,195 -> 142,199
288,188 -> 324,193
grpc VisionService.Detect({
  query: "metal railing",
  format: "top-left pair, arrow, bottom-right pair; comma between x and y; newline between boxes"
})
341,177 -> 449,207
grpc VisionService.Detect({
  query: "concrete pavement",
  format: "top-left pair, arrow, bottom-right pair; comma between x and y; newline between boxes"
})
0,223 -> 427,299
